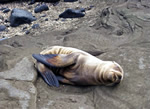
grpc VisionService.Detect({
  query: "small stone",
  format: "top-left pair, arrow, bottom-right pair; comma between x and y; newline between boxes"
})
45,18 -> 48,21
34,4 -> 49,13
28,0 -> 35,5
32,24 -> 39,29
0,25 -> 6,32
5,19 -> 9,23
86,5 -> 94,10
23,26 -> 28,31
0,15 -> 4,20
41,14 -> 47,17
59,8 -> 85,18
25,30 -> 30,34
5,24 -> 10,27
3,8 -> 10,13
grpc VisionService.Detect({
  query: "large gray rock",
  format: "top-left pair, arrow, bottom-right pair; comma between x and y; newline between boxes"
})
0,57 -> 37,82
0,79 -> 37,109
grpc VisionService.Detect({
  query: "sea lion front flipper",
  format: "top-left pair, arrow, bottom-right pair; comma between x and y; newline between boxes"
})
36,62 -> 59,87
32,53 -> 78,67
86,50 -> 104,56
56,76 -> 75,85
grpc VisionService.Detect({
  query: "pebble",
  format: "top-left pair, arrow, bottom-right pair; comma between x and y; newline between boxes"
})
29,0 -> 35,5
23,26 -> 28,31
0,25 -> 6,32
4,19 -> 9,23
3,8 -> 10,13
32,24 -> 40,29
25,30 -> 30,34
59,8 -> 85,18
34,4 -> 49,13
45,18 -> 48,21
41,14 -> 47,17
0,15 -> 4,20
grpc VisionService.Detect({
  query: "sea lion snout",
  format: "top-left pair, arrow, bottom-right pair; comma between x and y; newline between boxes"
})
112,72 -> 123,83
106,71 -> 121,82
109,63 -> 124,85
101,61 -> 124,86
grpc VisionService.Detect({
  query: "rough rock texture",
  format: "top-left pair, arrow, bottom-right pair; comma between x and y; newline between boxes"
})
0,25 -> 6,32
0,57 -> 37,82
34,4 -> 49,13
0,79 -> 37,109
0,58 -> 37,109
10,8 -> 36,27
0,0 -> 150,109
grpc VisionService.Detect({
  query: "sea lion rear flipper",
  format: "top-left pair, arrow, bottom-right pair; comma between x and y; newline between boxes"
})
36,62 -> 59,87
56,76 -> 75,85
32,53 -> 78,67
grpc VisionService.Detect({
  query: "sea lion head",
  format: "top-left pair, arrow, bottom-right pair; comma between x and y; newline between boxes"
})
98,61 -> 124,86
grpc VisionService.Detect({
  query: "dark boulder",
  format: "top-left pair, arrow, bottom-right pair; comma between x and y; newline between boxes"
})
34,4 -> 49,13
59,8 -> 85,18
9,8 -> 36,27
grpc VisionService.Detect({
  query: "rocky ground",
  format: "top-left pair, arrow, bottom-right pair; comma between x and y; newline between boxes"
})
0,0 -> 150,109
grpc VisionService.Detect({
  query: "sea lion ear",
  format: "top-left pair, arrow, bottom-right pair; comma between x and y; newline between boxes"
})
32,53 -> 78,68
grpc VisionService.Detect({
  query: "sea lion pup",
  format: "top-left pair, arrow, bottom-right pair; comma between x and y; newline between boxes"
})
32,46 -> 124,87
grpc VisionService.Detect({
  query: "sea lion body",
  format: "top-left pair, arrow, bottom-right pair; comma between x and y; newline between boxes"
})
33,46 -> 124,87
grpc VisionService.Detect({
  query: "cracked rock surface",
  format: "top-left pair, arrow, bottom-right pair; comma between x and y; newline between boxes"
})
0,0 -> 150,109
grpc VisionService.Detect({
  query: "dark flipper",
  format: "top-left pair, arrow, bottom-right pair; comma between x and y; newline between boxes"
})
86,50 -> 104,56
36,62 -> 59,87
32,53 -> 78,68
32,54 -> 58,67
56,76 -> 74,85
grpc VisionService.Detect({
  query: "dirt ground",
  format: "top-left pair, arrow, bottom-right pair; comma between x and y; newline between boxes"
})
0,0 -> 150,109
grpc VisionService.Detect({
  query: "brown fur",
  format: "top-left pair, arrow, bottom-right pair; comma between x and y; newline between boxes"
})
36,46 -> 124,86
